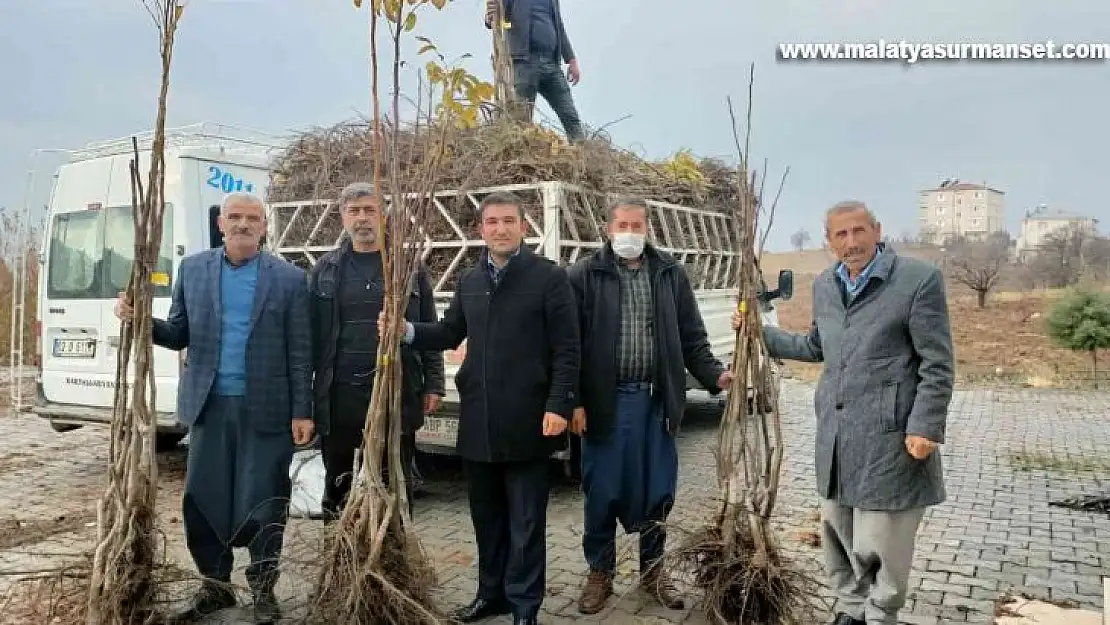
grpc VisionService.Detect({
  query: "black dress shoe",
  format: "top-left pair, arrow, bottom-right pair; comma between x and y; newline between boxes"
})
451,597 -> 511,623
252,587 -> 281,624
166,581 -> 237,624
831,612 -> 865,625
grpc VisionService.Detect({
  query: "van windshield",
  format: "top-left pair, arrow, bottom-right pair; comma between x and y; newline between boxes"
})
47,205 -> 174,300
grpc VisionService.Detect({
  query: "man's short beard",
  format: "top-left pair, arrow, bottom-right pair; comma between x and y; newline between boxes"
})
350,230 -> 378,246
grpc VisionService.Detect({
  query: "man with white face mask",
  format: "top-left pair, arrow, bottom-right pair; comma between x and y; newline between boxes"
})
566,196 -> 732,614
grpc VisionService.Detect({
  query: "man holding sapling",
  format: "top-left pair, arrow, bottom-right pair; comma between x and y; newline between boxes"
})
115,192 -> 313,624
307,182 -> 445,521
484,0 -> 585,141
732,200 -> 954,625
567,196 -> 733,615
379,191 -> 580,625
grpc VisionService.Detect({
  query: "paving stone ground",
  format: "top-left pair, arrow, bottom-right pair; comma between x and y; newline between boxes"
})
1,380 -> 1108,624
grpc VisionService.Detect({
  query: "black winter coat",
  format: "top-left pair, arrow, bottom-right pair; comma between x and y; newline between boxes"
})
410,246 -> 580,463
567,243 -> 725,441
308,240 -> 445,437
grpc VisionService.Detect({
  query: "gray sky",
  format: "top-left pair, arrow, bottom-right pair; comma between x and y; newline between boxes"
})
2,0 -> 1107,252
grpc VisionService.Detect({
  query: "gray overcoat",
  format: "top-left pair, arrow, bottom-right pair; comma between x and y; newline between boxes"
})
765,245 -> 954,511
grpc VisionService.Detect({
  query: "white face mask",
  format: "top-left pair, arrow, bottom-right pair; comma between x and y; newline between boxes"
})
611,232 -> 646,259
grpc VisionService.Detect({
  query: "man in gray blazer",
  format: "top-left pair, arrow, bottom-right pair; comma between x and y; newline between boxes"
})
734,201 -> 954,625
116,192 -> 313,625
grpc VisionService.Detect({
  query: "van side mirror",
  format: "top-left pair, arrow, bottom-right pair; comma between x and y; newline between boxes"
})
208,205 -> 224,249
759,268 -> 794,302
777,269 -> 794,301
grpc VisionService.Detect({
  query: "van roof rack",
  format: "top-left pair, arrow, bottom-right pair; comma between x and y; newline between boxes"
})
68,121 -> 285,161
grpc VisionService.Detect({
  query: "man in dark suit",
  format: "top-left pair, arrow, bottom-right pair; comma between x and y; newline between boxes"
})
116,192 -> 313,625
484,0 -> 584,141
380,191 -> 580,625
308,182 -> 445,520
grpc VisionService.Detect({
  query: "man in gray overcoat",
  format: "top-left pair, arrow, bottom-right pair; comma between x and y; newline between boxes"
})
116,192 -> 314,624
734,200 -> 954,625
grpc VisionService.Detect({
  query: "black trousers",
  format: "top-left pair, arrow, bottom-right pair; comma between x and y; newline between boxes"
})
321,383 -> 415,520
183,395 -> 292,592
464,458 -> 550,618
183,496 -> 284,590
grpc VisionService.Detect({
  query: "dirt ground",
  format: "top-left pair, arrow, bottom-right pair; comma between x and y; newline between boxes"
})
761,247 -> 1104,388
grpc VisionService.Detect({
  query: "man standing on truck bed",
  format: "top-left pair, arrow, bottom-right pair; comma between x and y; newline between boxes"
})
733,201 -> 954,625
567,196 -> 732,615
308,182 -> 445,521
380,191 -> 580,625
115,191 -> 313,624
484,0 -> 585,141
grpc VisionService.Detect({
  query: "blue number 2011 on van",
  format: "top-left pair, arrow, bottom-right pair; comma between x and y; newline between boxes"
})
207,166 -> 256,194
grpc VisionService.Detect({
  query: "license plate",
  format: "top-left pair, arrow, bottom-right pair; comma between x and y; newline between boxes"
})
417,416 -> 458,447
53,337 -> 96,358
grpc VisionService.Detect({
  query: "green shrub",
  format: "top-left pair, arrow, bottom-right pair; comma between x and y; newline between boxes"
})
1045,289 -> 1110,379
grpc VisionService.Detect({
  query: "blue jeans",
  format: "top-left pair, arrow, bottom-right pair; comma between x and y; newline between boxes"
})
513,60 -> 584,141
581,382 -> 678,574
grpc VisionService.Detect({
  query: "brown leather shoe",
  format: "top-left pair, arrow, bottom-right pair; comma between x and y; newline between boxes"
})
641,568 -> 684,610
577,570 -> 613,614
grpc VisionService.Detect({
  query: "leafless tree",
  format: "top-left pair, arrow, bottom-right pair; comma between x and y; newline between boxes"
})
947,239 -> 1009,308
1081,236 -> 1110,282
789,228 -> 810,251
1026,226 -> 1091,288
985,230 -> 1012,249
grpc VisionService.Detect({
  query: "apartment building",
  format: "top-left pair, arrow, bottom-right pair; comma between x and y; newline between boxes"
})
917,179 -> 1005,245
1015,204 -> 1099,259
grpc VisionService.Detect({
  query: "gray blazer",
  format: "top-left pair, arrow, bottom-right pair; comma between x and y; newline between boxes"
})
765,245 -> 955,511
152,248 -> 313,434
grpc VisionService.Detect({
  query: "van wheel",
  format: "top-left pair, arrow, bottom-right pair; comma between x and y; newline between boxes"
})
156,432 -> 186,452
50,422 -> 82,433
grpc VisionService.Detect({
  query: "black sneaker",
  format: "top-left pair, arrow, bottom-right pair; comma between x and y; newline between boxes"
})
830,613 -> 865,625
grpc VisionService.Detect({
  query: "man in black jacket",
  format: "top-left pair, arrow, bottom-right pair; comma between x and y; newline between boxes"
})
567,196 -> 732,614
381,191 -> 580,625
484,0 -> 584,141
308,182 -> 445,521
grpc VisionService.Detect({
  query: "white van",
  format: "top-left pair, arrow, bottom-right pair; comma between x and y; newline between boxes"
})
31,124 -> 794,464
31,124 -> 279,449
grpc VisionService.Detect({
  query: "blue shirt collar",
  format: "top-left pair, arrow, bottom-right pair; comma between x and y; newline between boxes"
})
835,246 -> 881,295
222,247 -> 261,268
487,246 -> 521,276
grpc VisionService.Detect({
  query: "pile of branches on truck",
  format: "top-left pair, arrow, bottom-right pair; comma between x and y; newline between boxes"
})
267,117 -> 745,217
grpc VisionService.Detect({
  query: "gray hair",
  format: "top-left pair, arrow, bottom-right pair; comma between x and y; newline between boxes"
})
606,195 -> 650,221
221,191 -> 264,214
824,200 -> 878,232
336,182 -> 377,211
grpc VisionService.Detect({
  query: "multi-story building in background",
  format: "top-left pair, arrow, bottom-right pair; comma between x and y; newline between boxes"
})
917,179 -> 1006,245
1015,204 -> 1099,260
